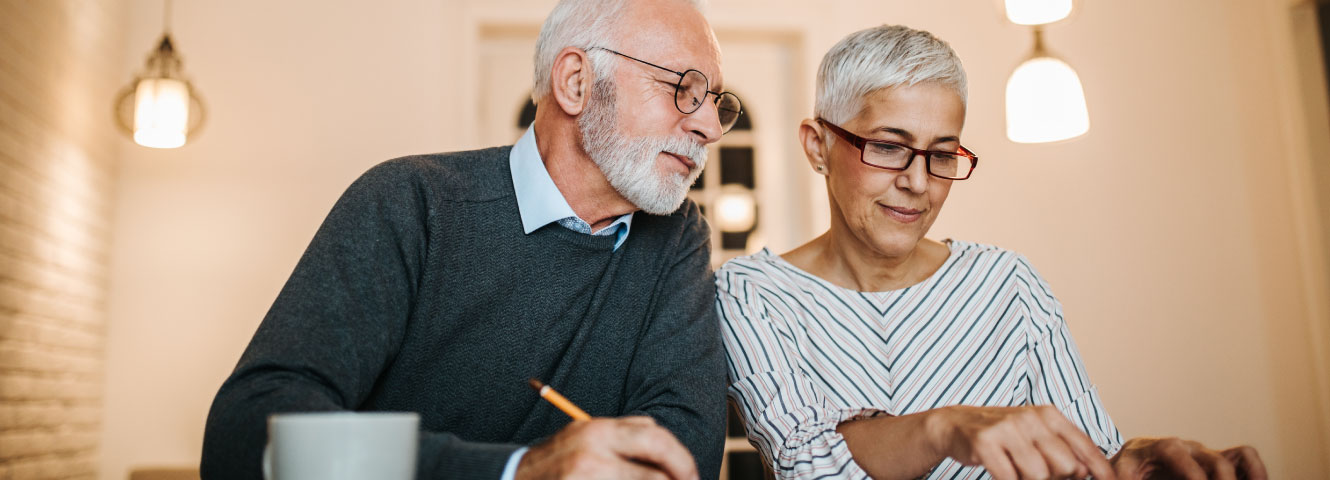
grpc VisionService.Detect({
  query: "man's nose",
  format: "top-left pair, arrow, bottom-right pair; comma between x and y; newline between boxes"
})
682,95 -> 723,145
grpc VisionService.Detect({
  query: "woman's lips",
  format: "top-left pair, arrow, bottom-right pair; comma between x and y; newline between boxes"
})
879,203 -> 923,223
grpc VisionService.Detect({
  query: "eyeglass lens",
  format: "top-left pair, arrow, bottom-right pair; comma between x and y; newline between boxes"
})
674,69 -> 742,133
863,143 -> 973,179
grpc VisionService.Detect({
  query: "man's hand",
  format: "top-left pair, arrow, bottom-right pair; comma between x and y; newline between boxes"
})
928,405 -> 1118,480
1110,437 -> 1267,480
514,416 -> 699,480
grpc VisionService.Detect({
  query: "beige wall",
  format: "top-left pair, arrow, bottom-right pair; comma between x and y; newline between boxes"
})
98,0 -> 1329,479
0,0 -> 126,478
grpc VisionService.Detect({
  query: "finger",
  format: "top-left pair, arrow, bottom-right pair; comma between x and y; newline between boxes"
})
1032,435 -> 1087,479
617,459 -> 672,480
620,415 -> 659,427
1156,439 -> 1207,480
611,421 -> 698,480
1111,448 -> 1143,480
1062,435 -> 1115,480
975,442 -> 1018,480
1045,416 -> 1116,480
1004,436 -> 1051,480
1192,447 -> 1237,480
1223,446 -> 1268,480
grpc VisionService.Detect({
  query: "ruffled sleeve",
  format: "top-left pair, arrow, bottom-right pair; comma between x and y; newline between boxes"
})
716,266 -> 884,479
1014,255 -> 1124,457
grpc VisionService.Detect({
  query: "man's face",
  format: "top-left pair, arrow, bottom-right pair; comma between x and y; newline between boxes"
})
578,0 -> 725,215
578,75 -> 708,215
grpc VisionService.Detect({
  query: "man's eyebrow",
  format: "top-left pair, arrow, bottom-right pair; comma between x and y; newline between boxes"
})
869,127 -> 959,145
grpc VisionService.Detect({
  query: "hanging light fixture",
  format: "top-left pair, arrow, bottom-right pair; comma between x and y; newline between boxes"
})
115,0 -> 205,149
1004,0 -> 1073,26
1003,1 -> 1089,144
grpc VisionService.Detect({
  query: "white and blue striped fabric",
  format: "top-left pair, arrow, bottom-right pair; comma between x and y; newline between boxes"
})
715,240 -> 1123,479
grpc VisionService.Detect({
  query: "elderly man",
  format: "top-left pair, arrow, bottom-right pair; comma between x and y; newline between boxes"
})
201,0 -> 741,478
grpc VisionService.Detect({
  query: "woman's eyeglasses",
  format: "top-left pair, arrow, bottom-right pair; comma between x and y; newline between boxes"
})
817,118 -> 978,180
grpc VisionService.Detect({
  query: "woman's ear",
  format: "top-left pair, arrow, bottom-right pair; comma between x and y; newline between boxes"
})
798,119 -> 829,176
550,46 -> 593,116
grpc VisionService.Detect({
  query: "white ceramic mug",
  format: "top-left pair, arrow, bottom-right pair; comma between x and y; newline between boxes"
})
263,411 -> 419,480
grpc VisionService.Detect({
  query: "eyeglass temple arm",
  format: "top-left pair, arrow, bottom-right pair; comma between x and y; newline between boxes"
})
590,46 -> 737,101
588,47 -> 683,79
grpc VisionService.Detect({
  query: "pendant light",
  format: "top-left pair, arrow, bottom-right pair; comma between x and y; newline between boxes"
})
115,0 -> 205,149
1003,0 -> 1089,143
1004,0 -> 1074,26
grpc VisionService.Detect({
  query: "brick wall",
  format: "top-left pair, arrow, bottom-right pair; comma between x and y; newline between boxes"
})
0,0 -> 125,478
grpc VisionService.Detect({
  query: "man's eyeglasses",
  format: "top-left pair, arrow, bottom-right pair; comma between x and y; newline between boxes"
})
817,118 -> 978,180
587,47 -> 743,134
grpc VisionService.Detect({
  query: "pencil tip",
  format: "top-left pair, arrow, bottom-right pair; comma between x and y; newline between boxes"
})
528,378 -> 544,391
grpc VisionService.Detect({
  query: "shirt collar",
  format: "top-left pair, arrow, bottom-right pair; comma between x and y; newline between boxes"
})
509,126 -> 634,246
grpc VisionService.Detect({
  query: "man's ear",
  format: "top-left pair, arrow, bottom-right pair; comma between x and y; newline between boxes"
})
549,46 -> 593,116
798,118 -> 830,175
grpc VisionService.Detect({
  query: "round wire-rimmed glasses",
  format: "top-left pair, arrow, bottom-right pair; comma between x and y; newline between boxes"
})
817,118 -> 979,180
587,47 -> 744,133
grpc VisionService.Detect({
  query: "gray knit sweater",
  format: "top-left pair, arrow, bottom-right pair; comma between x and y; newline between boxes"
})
200,147 -> 727,479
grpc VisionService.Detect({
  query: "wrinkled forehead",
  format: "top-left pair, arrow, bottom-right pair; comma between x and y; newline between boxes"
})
614,0 -> 724,88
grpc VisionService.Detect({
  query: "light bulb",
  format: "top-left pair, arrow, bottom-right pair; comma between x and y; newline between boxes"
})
1004,0 -> 1073,26
133,78 -> 190,148
1005,56 -> 1089,143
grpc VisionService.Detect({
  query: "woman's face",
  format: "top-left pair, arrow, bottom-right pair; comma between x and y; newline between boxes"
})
819,83 -> 967,259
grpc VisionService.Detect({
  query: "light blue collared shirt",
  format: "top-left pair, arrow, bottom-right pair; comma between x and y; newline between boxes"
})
509,126 -> 633,250
499,127 -> 632,480
499,446 -> 528,480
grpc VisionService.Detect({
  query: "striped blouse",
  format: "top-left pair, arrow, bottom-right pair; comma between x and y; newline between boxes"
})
715,240 -> 1123,479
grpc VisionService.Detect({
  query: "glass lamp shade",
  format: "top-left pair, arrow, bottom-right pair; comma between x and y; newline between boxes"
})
1005,56 -> 1089,143
132,77 -> 190,148
714,187 -> 757,233
1004,0 -> 1073,25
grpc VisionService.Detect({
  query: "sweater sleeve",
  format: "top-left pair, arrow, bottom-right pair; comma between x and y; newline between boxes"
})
620,202 -> 728,480
715,267 -> 882,480
1015,255 -> 1124,458
200,160 -> 519,480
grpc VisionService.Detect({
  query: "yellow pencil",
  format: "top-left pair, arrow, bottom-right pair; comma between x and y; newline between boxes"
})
528,378 -> 591,421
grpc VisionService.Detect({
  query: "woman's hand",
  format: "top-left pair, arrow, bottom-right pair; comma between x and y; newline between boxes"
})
925,405 -> 1117,480
1108,437 -> 1267,480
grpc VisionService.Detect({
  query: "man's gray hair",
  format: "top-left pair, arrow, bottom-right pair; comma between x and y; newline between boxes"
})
815,24 -> 967,126
531,0 -> 706,104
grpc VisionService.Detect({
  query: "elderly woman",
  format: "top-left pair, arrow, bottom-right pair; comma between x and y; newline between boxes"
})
716,25 -> 1266,480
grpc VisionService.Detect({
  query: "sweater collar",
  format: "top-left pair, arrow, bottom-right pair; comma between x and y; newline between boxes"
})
509,127 -> 633,248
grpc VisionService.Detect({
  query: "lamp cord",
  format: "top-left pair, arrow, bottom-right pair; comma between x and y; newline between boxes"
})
1030,25 -> 1047,57
163,0 -> 172,34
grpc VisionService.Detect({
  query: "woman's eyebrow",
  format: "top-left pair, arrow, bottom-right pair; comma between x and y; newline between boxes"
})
869,126 -> 914,140
869,126 -> 959,145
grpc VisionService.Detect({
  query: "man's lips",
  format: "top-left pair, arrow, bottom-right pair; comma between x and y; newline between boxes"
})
878,202 -> 924,223
664,152 -> 696,171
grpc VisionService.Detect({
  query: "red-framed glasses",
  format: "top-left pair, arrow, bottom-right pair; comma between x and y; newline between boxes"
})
817,118 -> 978,180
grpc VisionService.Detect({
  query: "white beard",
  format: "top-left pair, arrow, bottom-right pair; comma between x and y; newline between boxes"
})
577,77 -> 708,215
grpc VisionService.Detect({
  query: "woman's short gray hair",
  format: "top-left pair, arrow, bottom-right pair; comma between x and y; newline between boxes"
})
815,24 -> 967,125
531,0 -> 705,104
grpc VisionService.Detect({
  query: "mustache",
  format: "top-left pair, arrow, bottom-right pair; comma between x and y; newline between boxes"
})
652,136 -> 708,172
